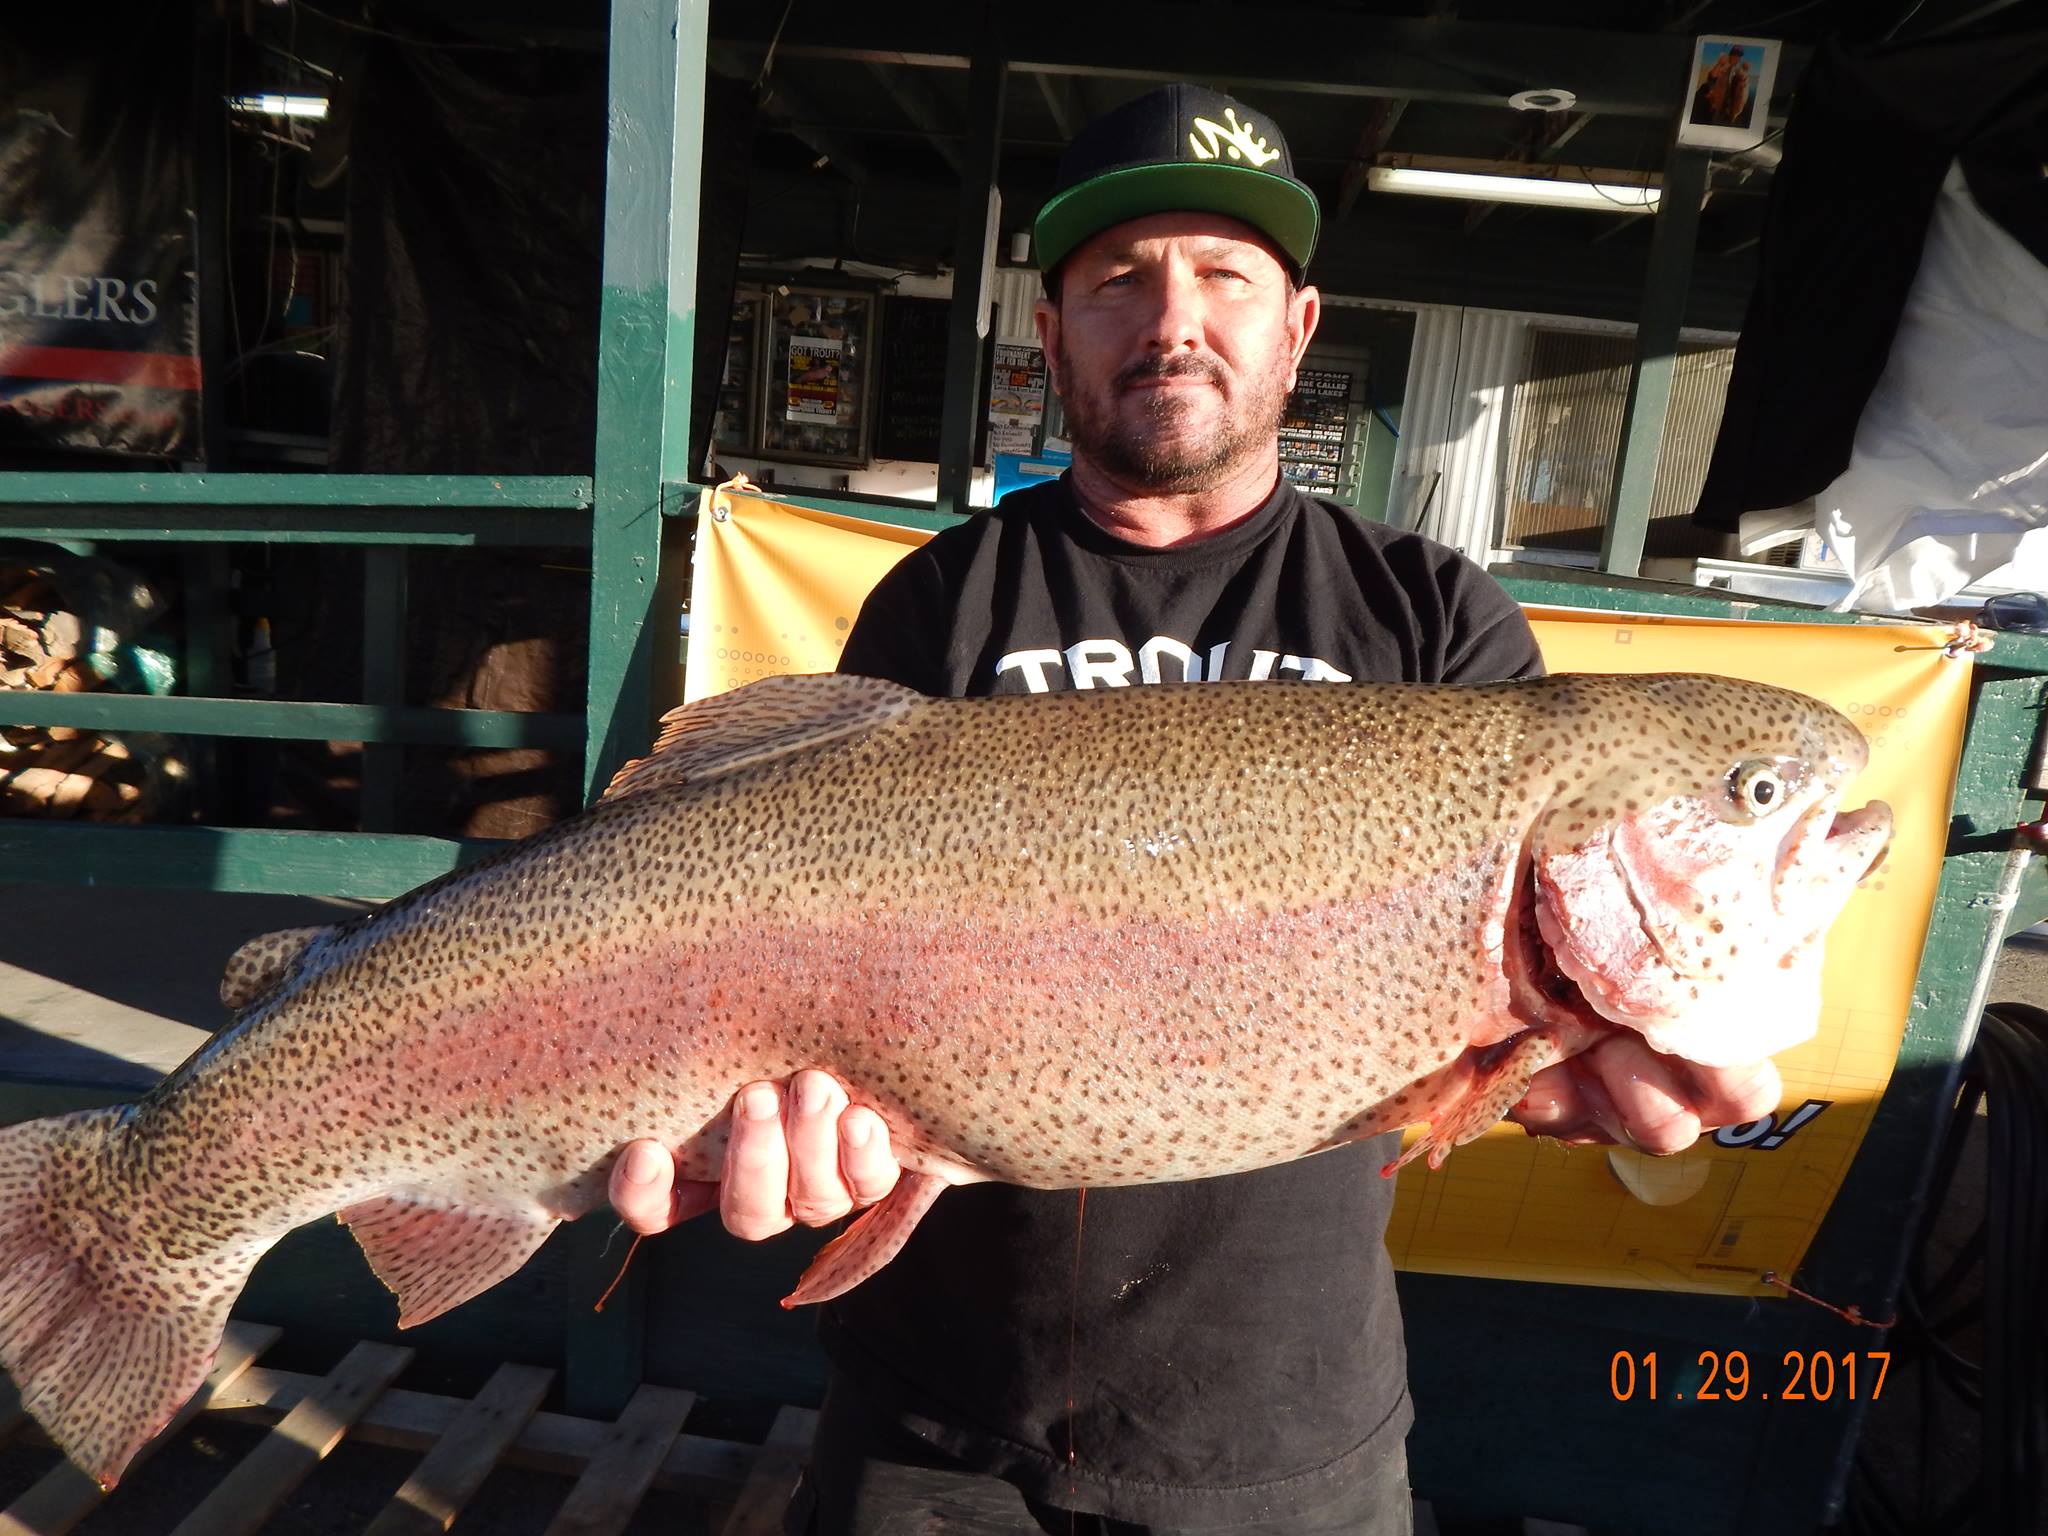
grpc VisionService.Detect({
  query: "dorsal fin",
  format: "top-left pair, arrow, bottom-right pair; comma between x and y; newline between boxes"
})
220,924 -> 334,1010
602,673 -> 921,801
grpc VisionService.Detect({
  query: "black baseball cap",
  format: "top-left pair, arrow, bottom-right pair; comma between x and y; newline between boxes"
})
1032,83 -> 1320,279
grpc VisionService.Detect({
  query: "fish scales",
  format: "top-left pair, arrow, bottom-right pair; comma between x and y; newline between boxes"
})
121,681 -> 1529,1218
0,671 -> 1892,1488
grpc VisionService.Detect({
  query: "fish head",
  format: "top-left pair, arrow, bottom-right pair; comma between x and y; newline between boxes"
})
1523,675 -> 1894,1068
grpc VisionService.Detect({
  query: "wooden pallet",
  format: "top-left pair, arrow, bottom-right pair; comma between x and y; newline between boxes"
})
0,1323 -> 816,1536
0,1326 -> 1596,1536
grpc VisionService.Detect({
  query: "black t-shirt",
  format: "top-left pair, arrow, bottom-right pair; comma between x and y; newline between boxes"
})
823,474 -> 1543,1526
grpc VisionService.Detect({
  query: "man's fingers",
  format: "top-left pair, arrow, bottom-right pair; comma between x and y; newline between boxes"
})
786,1069 -> 856,1226
1507,1060 -> 1580,1131
1582,1036 -> 1701,1155
610,1138 -> 681,1235
670,1181 -> 720,1226
721,1082 -> 795,1240
839,1107 -> 901,1206
1675,1058 -> 1781,1132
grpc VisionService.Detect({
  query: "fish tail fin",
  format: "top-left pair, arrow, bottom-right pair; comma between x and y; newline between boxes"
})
0,1108 -> 242,1489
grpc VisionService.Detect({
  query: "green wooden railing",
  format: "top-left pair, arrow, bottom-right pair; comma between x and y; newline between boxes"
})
0,0 -> 704,902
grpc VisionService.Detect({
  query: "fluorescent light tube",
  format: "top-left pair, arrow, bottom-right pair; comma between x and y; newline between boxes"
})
229,95 -> 331,120
1367,164 -> 1659,213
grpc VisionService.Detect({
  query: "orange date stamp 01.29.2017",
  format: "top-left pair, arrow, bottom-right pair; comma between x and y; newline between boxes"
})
1609,1350 -> 1889,1403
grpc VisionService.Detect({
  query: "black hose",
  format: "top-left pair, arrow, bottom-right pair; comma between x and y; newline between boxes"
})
1838,1001 -> 2048,1534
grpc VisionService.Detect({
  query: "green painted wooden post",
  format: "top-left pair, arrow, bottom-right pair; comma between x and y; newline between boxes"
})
361,548 -> 408,831
585,0 -> 707,809
566,0 -> 709,1419
935,50 -> 1006,519
1600,143 -> 1709,578
0,472 -> 594,508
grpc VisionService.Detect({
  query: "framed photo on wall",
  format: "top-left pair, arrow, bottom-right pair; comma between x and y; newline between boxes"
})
1677,35 -> 1781,152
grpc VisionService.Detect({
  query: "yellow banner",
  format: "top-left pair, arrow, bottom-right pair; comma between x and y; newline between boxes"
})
686,487 -> 1971,1294
682,483 -> 932,702
1391,609 -> 1969,1294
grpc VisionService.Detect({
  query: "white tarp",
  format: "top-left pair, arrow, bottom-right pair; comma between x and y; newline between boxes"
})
1814,161 -> 2048,613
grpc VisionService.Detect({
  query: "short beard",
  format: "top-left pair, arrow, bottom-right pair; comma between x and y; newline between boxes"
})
1054,344 -> 1293,495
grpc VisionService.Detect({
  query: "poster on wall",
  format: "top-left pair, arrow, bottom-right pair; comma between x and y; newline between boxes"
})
1676,35 -> 1781,152
785,334 -> 844,423
0,6 -> 203,458
1279,368 -> 1353,493
988,340 -> 1046,458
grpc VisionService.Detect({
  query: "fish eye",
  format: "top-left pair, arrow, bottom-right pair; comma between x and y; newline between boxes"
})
1728,760 -> 1788,819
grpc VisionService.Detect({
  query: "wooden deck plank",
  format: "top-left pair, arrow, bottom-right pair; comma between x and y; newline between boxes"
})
208,1366 -> 757,1491
0,1321 -> 281,1536
718,1404 -> 818,1536
363,1362 -> 556,1536
541,1383 -> 696,1536
166,1339 -> 413,1536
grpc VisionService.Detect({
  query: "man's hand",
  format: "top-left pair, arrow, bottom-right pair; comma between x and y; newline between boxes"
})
1507,1033 -> 1781,1154
609,1069 -> 899,1239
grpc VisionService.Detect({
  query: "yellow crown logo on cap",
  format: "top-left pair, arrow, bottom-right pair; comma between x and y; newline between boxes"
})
1188,108 -> 1281,167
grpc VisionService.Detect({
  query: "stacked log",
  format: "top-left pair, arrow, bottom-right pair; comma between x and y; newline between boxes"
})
1,569 -> 150,820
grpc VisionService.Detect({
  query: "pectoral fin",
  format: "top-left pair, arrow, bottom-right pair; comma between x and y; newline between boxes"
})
781,1171 -> 947,1308
338,1194 -> 561,1328
1386,1028 -> 1561,1176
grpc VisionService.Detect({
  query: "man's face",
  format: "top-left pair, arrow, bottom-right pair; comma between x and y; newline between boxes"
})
1035,212 -> 1319,495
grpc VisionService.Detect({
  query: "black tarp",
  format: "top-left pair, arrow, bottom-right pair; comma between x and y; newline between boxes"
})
328,31 -> 606,474
291,30 -> 610,837
0,3 -> 202,459
1694,28 -> 2048,529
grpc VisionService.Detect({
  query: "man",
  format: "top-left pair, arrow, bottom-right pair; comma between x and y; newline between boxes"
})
613,84 -> 1781,1534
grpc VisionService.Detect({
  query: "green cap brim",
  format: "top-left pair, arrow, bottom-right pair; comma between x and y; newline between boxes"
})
1032,162 -> 1320,276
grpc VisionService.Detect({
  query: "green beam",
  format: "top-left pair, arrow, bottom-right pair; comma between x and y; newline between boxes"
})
0,505 -> 590,547
935,49 -> 1006,519
584,0 -> 708,807
361,549 -> 409,831
570,0 -> 709,1418
1600,144 -> 1710,578
0,473 -> 593,508
0,693 -> 582,749
1499,571 -> 2048,676
0,823 -> 499,899
701,484 -> 969,533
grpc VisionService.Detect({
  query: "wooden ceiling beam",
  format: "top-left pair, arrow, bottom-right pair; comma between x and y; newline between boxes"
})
865,59 -> 963,173
711,1 -> 1808,120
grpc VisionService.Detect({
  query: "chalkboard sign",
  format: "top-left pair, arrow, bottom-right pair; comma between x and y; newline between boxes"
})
873,296 -> 950,462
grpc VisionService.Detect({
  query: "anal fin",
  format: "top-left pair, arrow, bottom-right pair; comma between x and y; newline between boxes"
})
338,1194 -> 560,1328
781,1171 -> 946,1308
1387,1028 -> 1561,1176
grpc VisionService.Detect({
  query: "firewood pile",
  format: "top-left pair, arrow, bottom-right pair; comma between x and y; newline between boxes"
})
1,566 -> 155,821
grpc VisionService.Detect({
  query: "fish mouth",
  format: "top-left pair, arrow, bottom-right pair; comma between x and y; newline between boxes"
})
1770,797 -> 1894,914
1823,802 -> 1893,878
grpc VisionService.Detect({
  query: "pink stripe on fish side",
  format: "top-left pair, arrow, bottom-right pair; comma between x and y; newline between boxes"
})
353,857 -> 1522,1194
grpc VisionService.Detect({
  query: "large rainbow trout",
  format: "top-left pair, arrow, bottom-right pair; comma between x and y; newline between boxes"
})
0,672 -> 1891,1486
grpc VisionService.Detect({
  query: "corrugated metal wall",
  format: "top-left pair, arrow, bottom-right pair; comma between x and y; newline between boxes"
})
990,267 -> 1043,343
1391,306 -> 1737,563
1393,306 -> 1525,560
1499,329 -> 1735,549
